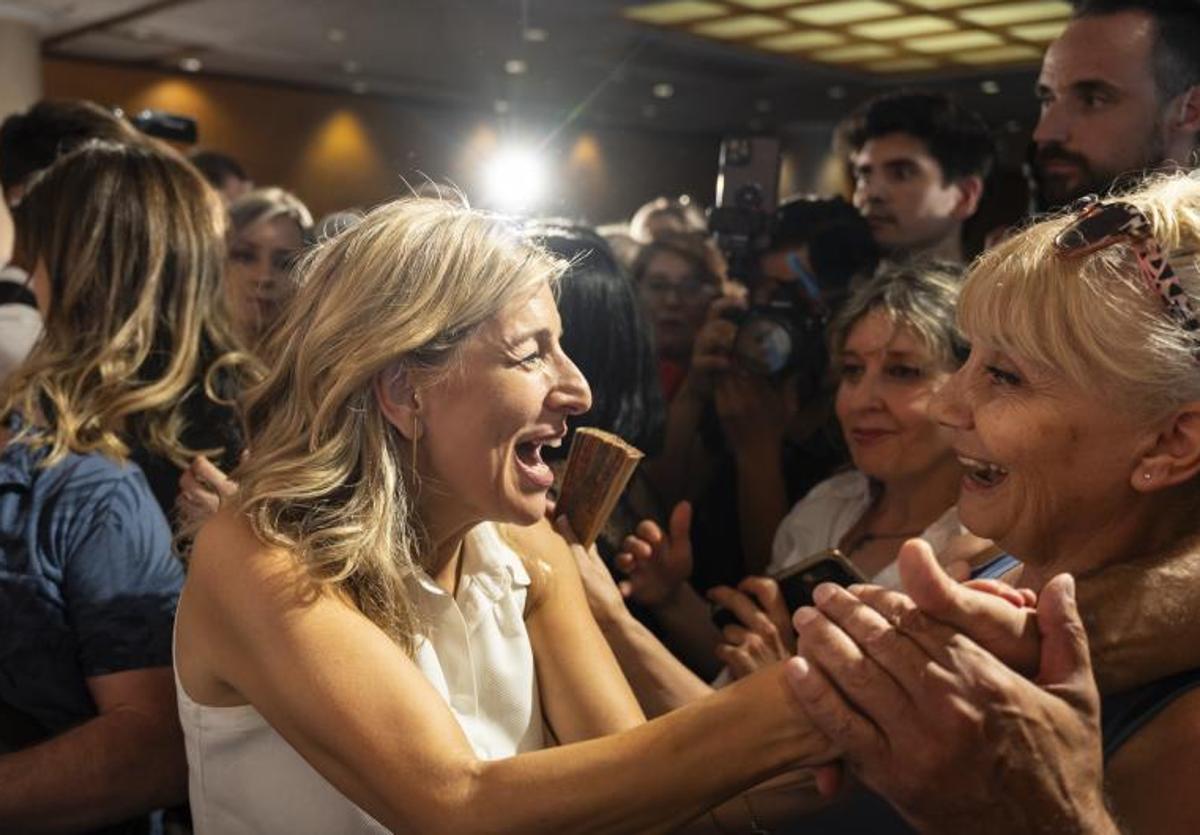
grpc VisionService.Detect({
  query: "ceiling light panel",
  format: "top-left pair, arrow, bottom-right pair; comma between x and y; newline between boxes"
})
726,0 -> 803,7
621,0 -> 1055,75
692,13 -> 790,37
787,1 -> 900,26
624,1 -> 729,25
755,30 -> 846,51
904,0 -> 991,8
950,44 -> 1042,64
905,29 -> 1002,53
812,42 -> 896,61
1010,20 -> 1069,41
850,14 -> 954,38
958,1 -> 1071,27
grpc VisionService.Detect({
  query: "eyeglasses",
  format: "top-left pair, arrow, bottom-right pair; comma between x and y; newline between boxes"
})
641,277 -> 719,303
1054,195 -> 1200,357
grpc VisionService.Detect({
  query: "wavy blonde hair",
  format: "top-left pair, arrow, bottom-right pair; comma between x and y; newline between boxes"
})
2,139 -> 251,467
960,172 -> 1200,421
233,198 -> 565,653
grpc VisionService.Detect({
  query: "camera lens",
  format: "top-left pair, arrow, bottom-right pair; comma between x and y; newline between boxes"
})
732,316 -> 792,376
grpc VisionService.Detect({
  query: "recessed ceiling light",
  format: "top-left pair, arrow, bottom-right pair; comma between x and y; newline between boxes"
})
351,80 -> 368,95
980,79 -> 1001,94
756,30 -> 845,51
851,14 -> 954,39
327,28 -> 346,43
652,82 -> 675,99
813,43 -> 896,62
728,0 -> 798,7
523,27 -> 549,42
959,1 -> 1071,27
692,14 -> 790,39
1009,20 -> 1069,41
494,99 -> 511,115
343,59 -> 360,74
788,1 -> 901,27
505,59 -> 528,75
905,30 -> 1002,53
179,57 -> 202,73
623,1 -> 728,25
950,44 -> 1041,64
905,0 -> 991,7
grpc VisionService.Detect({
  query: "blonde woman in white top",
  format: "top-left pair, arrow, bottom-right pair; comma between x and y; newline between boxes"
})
174,198 -> 838,834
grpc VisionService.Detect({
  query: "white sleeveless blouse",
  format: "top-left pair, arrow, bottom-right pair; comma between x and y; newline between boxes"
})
177,522 -> 544,834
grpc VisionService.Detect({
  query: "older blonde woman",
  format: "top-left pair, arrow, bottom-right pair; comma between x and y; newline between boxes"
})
175,198 -> 840,834
785,173 -> 1200,834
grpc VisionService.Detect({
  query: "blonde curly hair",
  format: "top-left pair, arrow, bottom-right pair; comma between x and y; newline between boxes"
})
2,139 -> 251,468
232,197 -> 565,653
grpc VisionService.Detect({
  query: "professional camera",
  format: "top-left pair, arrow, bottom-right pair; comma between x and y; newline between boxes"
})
708,137 -> 879,391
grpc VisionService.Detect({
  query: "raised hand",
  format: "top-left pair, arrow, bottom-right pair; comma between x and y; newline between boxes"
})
614,501 -> 694,608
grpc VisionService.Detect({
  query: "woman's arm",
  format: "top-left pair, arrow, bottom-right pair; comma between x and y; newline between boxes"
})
182,513 -> 835,835
506,517 -> 714,717
500,518 -> 645,739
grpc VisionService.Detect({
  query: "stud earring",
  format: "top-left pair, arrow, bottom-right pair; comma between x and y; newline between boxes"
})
1143,472 -> 1153,481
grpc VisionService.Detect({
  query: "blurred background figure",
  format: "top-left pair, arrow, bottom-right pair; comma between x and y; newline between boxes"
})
224,186 -> 313,348
190,149 -> 252,204
629,195 -> 708,244
632,231 -> 726,403
839,90 -> 995,265
0,99 -> 144,384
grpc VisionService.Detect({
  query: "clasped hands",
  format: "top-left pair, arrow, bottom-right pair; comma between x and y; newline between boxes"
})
773,541 -> 1112,835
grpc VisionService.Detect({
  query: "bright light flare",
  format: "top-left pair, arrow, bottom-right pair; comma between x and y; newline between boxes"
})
483,146 -> 547,213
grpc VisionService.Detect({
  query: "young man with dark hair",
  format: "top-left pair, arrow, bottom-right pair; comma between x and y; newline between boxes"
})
840,90 -> 996,264
1034,0 -> 1200,209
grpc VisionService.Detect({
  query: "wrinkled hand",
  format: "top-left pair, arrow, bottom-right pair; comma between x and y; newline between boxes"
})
894,539 -> 1039,674
614,502 -> 693,608
785,569 -> 1113,835
709,577 -> 794,678
176,456 -> 238,529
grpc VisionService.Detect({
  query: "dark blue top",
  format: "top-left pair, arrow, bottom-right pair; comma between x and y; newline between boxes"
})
0,431 -> 182,746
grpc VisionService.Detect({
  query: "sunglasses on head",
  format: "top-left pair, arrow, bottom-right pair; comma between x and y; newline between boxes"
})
1053,195 -> 1200,359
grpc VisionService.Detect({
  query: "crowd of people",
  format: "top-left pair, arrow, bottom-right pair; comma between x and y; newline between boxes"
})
1,0 -> 1199,832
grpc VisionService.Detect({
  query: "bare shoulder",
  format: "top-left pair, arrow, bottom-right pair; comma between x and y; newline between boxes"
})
497,518 -> 580,613
1105,684 -> 1200,832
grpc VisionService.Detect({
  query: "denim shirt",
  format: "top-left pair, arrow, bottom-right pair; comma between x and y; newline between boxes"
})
0,428 -> 182,745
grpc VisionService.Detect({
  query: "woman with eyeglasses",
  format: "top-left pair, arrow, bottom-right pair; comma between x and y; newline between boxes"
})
632,231 -> 726,402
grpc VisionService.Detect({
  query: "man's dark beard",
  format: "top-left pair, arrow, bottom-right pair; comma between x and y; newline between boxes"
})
1033,132 -> 1167,212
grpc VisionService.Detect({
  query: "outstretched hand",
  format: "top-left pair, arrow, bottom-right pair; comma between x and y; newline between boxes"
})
783,568 -> 1114,834
614,501 -> 694,608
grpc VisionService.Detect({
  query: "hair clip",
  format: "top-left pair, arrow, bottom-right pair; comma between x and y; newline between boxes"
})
1055,196 -> 1200,357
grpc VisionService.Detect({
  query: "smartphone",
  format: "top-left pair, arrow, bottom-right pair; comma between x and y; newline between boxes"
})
774,548 -> 866,611
711,548 -> 866,630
